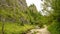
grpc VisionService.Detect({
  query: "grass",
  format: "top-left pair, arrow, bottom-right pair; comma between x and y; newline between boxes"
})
0,22 -> 35,34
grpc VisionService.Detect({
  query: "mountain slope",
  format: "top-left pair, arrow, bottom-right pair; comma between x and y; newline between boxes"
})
0,0 -> 43,34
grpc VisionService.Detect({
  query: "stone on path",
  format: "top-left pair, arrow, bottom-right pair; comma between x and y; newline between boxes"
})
26,25 -> 50,34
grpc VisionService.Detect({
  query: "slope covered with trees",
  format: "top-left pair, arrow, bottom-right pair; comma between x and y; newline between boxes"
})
0,0 -> 43,34
0,0 -> 59,34
43,0 -> 60,34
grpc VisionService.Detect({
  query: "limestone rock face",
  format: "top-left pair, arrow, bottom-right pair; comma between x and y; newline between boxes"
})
0,0 -> 27,10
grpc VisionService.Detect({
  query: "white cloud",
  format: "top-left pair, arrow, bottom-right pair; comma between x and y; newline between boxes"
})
26,0 -> 43,11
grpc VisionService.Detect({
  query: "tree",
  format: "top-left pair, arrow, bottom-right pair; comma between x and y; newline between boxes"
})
43,0 -> 60,34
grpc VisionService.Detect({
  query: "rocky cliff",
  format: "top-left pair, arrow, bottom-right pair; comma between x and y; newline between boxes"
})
0,0 -> 27,10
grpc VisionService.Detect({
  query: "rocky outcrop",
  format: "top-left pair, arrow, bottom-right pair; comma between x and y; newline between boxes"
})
0,0 -> 27,10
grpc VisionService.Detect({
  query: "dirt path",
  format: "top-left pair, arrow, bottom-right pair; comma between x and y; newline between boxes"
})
27,25 -> 50,34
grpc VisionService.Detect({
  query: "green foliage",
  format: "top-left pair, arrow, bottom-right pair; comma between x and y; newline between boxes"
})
48,21 -> 60,34
44,0 -> 60,34
0,22 -> 2,34
0,22 -> 35,34
0,0 -> 43,34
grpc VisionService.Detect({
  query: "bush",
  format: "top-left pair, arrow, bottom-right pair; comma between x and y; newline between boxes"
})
0,22 -> 35,34
48,21 -> 60,34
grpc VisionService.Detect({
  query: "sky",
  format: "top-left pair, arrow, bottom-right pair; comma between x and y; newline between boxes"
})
26,0 -> 52,15
26,0 -> 43,11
